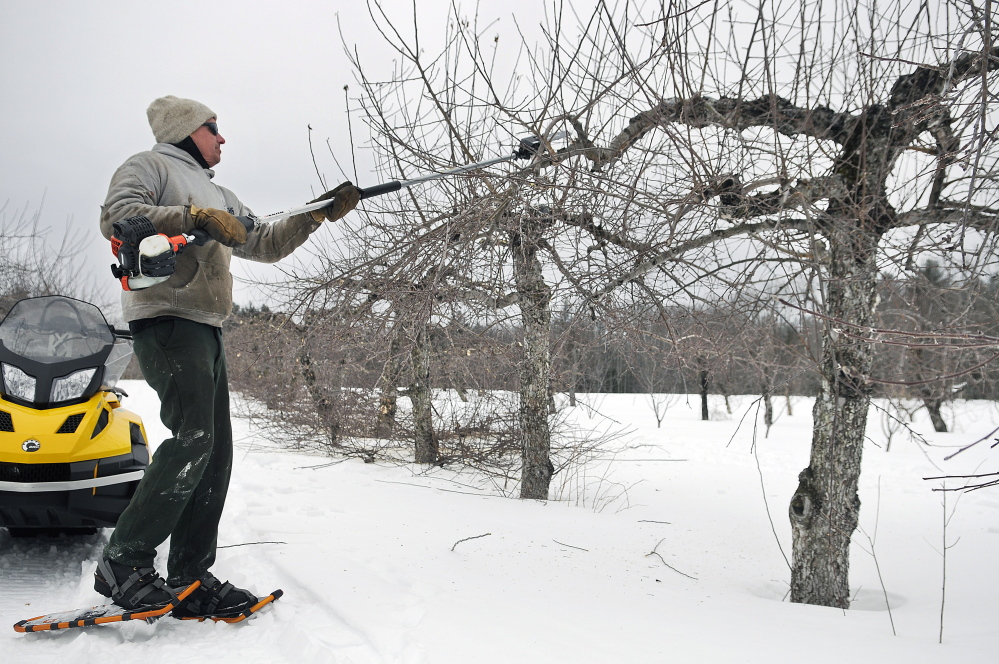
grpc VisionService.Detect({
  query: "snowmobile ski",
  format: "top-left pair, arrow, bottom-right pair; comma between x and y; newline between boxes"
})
172,589 -> 283,623
13,580 -> 201,633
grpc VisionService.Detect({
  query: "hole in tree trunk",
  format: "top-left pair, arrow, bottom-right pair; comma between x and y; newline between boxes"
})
790,493 -> 812,520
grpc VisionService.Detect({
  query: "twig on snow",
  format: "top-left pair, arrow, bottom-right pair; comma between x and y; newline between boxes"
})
295,459 -> 349,470
217,541 -> 287,549
451,533 -> 492,551
645,538 -> 697,580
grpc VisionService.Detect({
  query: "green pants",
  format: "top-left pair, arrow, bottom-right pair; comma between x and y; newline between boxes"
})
104,318 -> 233,586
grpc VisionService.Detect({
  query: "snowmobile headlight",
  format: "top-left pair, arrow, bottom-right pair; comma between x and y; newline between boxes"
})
50,368 -> 97,403
2,363 -> 36,402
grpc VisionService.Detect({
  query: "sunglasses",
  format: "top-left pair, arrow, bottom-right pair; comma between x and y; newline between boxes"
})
202,121 -> 219,136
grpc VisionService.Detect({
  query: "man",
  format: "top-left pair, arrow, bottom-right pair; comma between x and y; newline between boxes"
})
95,95 -> 358,617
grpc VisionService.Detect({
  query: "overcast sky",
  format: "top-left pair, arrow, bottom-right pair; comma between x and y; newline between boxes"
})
0,0 -> 575,310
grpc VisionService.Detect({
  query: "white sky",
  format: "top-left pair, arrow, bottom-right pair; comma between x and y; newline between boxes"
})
0,0 -> 569,310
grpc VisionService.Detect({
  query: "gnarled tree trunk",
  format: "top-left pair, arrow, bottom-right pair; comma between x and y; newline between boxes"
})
789,226 -> 882,608
513,217 -> 553,500
410,323 -> 437,464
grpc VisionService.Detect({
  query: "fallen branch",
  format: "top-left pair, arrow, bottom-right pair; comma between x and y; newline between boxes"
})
451,533 -> 492,551
645,538 -> 697,580
553,540 -> 589,552
217,541 -> 287,549
295,459 -> 349,470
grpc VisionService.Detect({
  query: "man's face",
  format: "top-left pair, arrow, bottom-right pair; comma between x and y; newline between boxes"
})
190,118 -> 225,167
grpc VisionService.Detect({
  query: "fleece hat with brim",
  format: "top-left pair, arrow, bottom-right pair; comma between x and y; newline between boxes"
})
147,95 -> 217,144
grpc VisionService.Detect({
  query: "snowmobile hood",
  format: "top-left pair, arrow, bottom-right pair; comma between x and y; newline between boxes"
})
0,392 -> 135,465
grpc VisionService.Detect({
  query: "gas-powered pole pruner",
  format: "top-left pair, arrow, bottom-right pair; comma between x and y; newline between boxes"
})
110,132 -> 566,290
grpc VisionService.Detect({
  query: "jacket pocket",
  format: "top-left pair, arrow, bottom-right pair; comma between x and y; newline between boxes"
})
167,252 -> 198,289
173,257 -> 232,316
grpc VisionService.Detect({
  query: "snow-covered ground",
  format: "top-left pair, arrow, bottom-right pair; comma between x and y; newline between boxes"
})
3,382 -> 997,663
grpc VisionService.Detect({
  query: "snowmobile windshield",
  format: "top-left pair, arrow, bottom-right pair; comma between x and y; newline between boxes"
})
0,296 -> 114,364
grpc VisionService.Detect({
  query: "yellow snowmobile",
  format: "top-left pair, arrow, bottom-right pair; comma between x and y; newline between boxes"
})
0,296 -> 148,536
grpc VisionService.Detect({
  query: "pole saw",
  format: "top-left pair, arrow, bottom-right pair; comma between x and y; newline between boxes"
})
110,131 -> 567,291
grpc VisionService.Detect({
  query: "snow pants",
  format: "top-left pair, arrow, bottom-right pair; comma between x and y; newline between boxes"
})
104,318 -> 233,586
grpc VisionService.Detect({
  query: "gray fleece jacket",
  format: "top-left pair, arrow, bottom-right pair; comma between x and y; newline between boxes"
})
100,143 -> 322,326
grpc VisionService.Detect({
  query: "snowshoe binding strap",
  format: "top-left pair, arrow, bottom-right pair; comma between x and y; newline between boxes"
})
172,573 -> 257,618
95,558 -> 179,610
200,580 -> 234,616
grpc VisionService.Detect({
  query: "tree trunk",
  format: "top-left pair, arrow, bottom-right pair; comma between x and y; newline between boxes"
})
513,219 -> 553,500
298,347 -> 341,445
922,397 -> 948,433
567,344 -> 579,407
914,349 -> 948,432
378,326 -> 405,434
789,228 -> 880,608
763,376 -> 774,432
410,324 -> 437,464
698,357 -> 709,421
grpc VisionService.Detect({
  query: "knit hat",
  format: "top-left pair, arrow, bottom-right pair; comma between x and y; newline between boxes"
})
146,95 -> 217,144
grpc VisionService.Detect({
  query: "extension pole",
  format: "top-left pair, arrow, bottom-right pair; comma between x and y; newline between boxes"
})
253,132 -> 567,224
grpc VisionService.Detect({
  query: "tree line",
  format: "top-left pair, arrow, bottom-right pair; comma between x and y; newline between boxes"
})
225,261 -> 999,443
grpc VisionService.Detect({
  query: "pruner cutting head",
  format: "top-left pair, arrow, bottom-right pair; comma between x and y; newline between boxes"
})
514,130 -> 569,159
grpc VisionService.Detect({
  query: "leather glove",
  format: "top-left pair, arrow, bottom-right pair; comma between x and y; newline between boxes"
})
188,205 -> 248,246
309,181 -> 360,223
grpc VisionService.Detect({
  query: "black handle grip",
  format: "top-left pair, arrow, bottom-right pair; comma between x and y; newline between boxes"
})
236,215 -> 257,233
189,229 -> 213,246
357,181 -> 402,200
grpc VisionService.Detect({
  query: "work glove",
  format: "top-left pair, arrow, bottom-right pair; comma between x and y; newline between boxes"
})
188,205 -> 248,246
309,181 -> 360,223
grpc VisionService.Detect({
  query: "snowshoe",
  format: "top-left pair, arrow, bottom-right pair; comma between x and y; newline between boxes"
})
170,573 -> 259,619
173,588 -> 284,623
